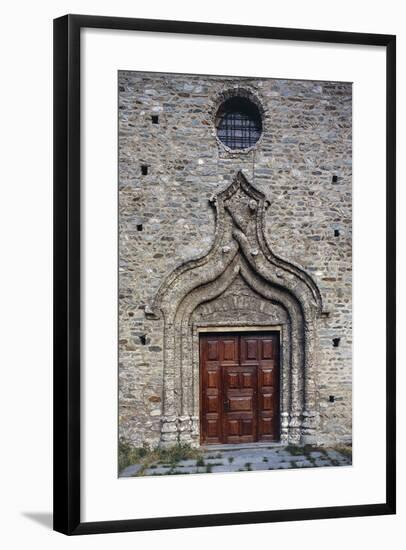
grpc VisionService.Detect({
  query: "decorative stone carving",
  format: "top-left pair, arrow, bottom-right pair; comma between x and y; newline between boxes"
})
147,171 -> 323,447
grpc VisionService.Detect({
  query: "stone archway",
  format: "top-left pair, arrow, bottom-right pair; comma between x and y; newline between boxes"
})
146,171 -> 324,447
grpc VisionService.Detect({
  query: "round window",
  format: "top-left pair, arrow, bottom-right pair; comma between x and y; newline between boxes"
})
215,96 -> 262,150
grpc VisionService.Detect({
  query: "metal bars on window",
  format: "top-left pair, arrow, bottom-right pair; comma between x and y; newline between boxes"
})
216,97 -> 262,150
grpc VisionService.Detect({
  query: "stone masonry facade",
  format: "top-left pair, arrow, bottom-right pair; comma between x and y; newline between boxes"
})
118,71 -> 352,449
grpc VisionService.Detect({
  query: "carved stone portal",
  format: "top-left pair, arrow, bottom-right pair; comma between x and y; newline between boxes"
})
146,171 -> 324,447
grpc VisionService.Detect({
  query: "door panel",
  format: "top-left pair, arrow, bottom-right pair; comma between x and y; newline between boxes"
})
200,332 -> 279,445
256,335 -> 279,442
200,337 -> 222,444
222,338 -> 238,361
223,364 -> 256,442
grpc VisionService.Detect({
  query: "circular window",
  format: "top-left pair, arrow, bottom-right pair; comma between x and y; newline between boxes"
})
215,96 -> 262,150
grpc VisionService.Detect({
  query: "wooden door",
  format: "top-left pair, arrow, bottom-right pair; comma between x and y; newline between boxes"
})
200,332 -> 279,445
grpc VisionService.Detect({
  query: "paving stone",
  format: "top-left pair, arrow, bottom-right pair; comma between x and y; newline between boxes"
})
176,459 -> 199,467
325,449 -> 345,460
169,467 -> 198,474
143,466 -> 172,475
308,451 -> 324,459
291,460 -> 313,468
204,458 -> 225,465
120,464 -> 142,477
276,451 -> 297,460
314,458 -> 331,467
245,462 -> 272,471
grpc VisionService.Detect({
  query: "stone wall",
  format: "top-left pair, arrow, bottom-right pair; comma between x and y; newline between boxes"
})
118,71 -> 352,448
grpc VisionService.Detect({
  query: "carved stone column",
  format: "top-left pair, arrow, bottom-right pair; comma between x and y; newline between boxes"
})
301,317 -> 319,444
280,412 -> 290,443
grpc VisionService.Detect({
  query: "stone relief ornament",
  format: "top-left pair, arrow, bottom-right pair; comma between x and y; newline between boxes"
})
147,171 -> 325,446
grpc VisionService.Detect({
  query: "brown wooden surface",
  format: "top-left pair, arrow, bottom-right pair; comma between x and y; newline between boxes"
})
200,332 -> 279,445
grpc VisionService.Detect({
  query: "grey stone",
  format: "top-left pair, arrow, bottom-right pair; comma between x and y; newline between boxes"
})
120,464 -> 142,477
143,466 -> 172,475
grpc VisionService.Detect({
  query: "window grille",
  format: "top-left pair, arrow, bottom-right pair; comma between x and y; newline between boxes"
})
216,97 -> 262,150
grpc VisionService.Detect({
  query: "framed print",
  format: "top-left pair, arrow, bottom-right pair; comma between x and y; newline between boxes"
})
53,14 -> 396,535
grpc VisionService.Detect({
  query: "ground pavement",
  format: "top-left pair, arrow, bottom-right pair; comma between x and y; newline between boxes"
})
120,445 -> 352,477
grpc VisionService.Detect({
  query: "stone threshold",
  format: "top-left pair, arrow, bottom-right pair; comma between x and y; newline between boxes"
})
201,442 -> 285,452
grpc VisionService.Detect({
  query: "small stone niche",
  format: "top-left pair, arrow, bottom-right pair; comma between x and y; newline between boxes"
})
333,337 -> 341,347
136,224 -> 143,232
151,115 -> 159,124
332,174 -> 338,183
141,165 -> 148,176
334,228 -> 340,237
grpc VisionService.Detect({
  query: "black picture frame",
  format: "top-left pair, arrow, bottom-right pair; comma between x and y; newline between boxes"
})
53,14 -> 396,536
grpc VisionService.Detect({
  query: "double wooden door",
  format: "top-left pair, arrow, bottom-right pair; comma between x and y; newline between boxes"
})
200,332 -> 280,445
